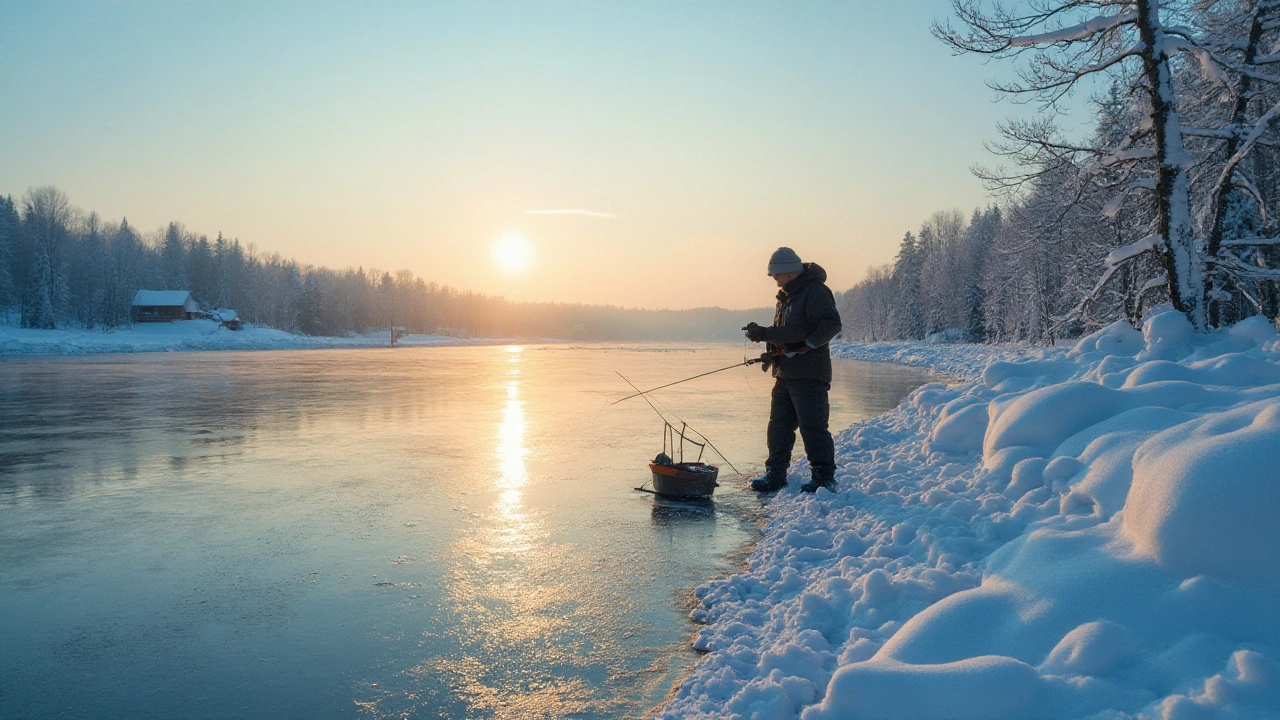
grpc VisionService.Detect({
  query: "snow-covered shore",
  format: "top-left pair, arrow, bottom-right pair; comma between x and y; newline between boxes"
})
830,340 -> 1032,381
663,308 -> 1280,719
0,320 -> 503,356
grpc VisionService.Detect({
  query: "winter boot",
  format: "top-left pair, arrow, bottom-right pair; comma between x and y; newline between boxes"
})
800,466 -> 836,493
750,471 -> 788,493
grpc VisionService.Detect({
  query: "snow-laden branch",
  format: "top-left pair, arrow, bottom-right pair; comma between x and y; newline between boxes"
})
1106,233 -> 1162,267
1055,258 -> 1130,330
1226,274 -> 1264,313
1008,11 -> 1137,47
1081,146 -> 1157,177
1055,229 -> 1167,333
1181,126 -> 1239,140
1101,178 -> 1159,218
1209,255 -> 1280,279
1232,171 -> 1268,223
1207,99 -> 1280,213
1140,273 -> 1169,295
1164,36 -> 1232,87
1101,194 -> 1126,219
1198,46 -> 1280,86
1220,235 -> 1280,247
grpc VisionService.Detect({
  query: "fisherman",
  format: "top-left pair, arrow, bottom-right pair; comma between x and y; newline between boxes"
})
744,247 -> 842,493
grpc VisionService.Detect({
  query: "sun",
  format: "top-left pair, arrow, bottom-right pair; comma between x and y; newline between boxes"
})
492,234 -> 533,273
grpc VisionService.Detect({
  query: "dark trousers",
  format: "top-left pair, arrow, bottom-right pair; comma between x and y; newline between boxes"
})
766,378 -> 835,476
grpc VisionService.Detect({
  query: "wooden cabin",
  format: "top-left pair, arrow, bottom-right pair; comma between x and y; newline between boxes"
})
131,290 -> 202,322
210,309 -> 243,330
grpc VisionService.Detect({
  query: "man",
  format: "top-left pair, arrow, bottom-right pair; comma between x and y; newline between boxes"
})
744,247 -> 842,493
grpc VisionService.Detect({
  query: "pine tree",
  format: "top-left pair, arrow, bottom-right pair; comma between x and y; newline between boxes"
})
0,195 -> 17,311
24,239 -> 56,328
161,222 -> 189,290
890,232 -> 926,339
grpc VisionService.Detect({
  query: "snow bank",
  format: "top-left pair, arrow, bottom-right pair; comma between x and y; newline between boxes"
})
0,320 -> 501,356
665,308 -> 1280,719
830,339 -> 1030,380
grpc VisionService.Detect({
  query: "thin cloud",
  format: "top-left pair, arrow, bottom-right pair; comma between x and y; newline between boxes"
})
523,209 -> 616,219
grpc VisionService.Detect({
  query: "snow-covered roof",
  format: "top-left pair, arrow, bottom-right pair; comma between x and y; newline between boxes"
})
131,290 -> 195,307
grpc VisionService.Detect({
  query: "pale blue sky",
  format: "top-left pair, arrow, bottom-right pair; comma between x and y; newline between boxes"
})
0,1 -> 1064,308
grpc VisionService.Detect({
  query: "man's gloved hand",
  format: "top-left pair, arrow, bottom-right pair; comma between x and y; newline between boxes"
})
782,342 -> 811,358
743,322 -> 767,342
757,351 -> 772,372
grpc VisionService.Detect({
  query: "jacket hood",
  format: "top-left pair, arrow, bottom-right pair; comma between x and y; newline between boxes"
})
784,262 -> 827,293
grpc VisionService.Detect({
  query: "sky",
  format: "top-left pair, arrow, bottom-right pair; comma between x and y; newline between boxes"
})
0,1 -> 1067,310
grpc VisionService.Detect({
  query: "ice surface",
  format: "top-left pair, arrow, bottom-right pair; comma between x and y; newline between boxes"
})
0,343 -> 934,718
664,306 -> 1280,719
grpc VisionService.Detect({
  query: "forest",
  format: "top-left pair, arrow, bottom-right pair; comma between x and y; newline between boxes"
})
0,187 -> 764,342
843,0 -> 1280,343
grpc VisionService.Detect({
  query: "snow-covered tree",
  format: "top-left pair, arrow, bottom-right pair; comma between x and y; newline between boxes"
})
160,221 -> 189,291
20,186 -> 73,328
104,219 -> 149,326
0,195 -> 17,310
839,264 -> 896,341
918,209 -> 969,334
938,0 -> 1280,331
889,232 -> 927,339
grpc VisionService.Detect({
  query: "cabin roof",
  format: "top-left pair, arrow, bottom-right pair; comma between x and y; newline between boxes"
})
131,290 -> 194,307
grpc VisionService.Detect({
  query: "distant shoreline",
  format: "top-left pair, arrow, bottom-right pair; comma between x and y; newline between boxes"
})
0,319 -> 556,358
3,324 -> 1030,368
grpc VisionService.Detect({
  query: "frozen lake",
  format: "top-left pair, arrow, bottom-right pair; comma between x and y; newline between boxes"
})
0,344 -> 932,719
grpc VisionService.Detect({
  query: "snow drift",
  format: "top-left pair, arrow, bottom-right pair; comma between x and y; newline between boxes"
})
664,307 -> 1280,719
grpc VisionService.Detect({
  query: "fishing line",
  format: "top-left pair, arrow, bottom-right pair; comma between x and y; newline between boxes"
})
615,371 -> 672,430
590,397 -> 610,424
645,389 -> 747,479
609,358 -> 759,405
742,334 -> 760,398
615,371 -> 743,477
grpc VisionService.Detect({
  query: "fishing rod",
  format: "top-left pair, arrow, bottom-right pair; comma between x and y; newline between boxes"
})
609,354 -> 768,405
615,371 -> 743,476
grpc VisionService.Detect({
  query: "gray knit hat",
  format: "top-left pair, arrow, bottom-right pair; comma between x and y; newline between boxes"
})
767,247 -> 804,275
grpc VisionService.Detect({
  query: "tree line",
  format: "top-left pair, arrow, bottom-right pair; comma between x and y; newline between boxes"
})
0,186 -> 765,341
843,0 -> 1280,343
839,196 -> 1135,344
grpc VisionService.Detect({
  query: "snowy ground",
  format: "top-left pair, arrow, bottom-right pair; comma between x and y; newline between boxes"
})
0,319 -> 505,356
830,340 -> 1032,381
663,308 -> 1280,719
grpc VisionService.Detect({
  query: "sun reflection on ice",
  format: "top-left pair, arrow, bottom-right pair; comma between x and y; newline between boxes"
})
494,377 -> 532,555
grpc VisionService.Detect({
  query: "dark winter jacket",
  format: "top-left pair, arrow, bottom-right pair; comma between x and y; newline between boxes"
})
763,263 -> 842,382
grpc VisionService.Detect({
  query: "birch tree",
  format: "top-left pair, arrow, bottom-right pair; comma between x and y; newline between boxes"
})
937,0 -> 1216,328
942,0 -> 1280,330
